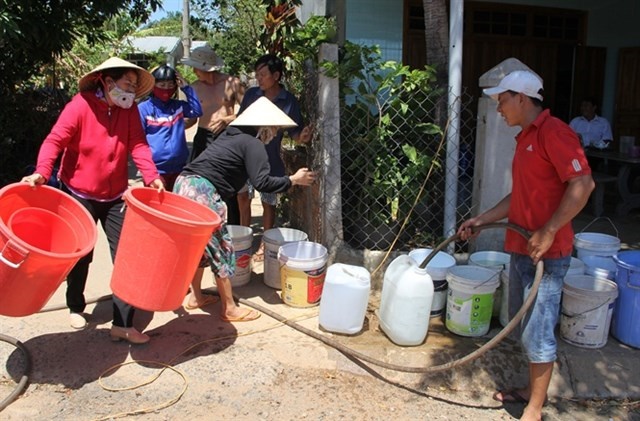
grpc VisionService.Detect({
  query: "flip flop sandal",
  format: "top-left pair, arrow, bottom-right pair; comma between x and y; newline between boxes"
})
221,308 -> 261,322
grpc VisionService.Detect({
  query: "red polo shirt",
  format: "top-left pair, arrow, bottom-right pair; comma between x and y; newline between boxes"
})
505,109 -> 591,258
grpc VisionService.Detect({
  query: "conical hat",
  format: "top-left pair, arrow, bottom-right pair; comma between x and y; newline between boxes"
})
230,96 -> 297,128
78,57 -> 154,99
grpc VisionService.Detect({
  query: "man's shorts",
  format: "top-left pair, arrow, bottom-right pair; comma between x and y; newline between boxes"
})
508,253 -> 570,363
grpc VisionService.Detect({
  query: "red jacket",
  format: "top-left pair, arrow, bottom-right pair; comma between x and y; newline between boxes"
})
35,91 -> 159,200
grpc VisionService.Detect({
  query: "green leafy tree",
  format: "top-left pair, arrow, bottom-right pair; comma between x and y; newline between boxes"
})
0,0 -> 162,93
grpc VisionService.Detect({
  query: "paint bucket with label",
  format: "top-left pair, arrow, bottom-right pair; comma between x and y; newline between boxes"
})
263,228 -> 308,289
227,225 -> 253,287
408,248 -> 455,318
560,275 -> 618,348
445,265 -> 500,337
278,241 -> 328,307
469,250 -> 510,322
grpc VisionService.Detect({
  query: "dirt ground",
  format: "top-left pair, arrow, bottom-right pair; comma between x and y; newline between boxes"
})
2,287 -> 639,421
2,134 -> 640,419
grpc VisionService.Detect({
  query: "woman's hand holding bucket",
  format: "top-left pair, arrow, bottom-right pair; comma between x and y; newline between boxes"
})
21,173 -> 46,187
147,178 -> 165,193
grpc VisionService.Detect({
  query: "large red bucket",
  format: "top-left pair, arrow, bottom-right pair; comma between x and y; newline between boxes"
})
110,187 -> 221,311
0,183 -> 97,316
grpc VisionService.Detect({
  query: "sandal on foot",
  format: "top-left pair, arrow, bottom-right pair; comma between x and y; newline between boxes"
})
493,390 -> 548,406
493,389 -> 529,404
185,295 -> 219,310
221,308 -> 261,323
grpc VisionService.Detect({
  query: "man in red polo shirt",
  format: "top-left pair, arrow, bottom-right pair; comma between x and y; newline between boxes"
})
458,69 -> 594,421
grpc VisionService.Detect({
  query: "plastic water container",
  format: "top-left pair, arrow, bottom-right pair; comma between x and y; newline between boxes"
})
611,251 -> 640,348
278,241 -> 328,307
574,232 -> 620,260
227,225 -> 253,287
469,250 -> 510,323
110,187 -> 221,311
560,275 -> 618,349
581,255 -> 617,281
319,263 -> 371,334
0,183 -> 97,317
567,257 -> 586,277
9,207 -> 78,254
263,228 -> 308,289
379,255 -> 434,346
408,248 -> 456,318
446,265 -> 500,337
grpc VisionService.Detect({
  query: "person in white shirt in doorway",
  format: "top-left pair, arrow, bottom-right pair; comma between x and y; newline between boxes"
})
569,97 -> 613,149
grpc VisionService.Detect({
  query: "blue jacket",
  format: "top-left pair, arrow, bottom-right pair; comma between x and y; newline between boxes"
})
138,85 -> 203,174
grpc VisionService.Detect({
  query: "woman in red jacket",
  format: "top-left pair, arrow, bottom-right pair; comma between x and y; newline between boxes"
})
22,57 -> 164,344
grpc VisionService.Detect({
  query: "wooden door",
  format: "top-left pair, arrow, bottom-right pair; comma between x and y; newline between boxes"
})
571,46 -> 607,117
614,47 -> 640,147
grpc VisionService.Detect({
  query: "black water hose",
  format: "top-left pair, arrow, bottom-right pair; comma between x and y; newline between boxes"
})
1,222 -> 540,414
238,222 -> 543,374
0,334 -> 31,412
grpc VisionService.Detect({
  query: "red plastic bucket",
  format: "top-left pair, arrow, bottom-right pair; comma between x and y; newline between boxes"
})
0,183 -> 97,316
110,187 -> 221,311
9,207 -> 78,254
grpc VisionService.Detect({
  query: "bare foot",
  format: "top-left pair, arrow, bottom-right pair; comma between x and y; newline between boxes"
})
185,294 -> 219,310
520,405 -> 542,421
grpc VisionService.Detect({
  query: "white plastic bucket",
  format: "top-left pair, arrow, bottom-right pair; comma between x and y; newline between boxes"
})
319,263 -> 371,335
227,225 -> 253,287
278,241 -> 328,307
567,257 -> 585,276
446,265 -> 500,337
408,248 -> 456,318
560,275 -> 618,349
581,255 -> 617,281
573,232 -> 620,260
263,228 -> 308,289
469,250 -> 510,321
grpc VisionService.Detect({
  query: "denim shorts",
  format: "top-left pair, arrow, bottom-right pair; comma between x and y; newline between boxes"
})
508,253 -> 570,363
246,182 -> 278,206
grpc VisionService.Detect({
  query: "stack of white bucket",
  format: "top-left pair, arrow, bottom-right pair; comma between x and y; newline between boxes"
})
561,231 -> 621,349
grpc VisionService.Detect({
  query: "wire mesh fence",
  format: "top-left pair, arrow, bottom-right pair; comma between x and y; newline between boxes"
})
281,76 -> 479,254
339,86 -> 477,252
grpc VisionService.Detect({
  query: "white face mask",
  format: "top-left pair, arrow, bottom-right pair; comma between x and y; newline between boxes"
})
107,84 -> 136,109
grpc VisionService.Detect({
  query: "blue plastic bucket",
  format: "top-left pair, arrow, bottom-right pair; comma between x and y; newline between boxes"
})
611,251 -> 640,348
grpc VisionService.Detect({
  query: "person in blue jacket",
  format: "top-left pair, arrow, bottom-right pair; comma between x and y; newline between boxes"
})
139,65 -> 203,190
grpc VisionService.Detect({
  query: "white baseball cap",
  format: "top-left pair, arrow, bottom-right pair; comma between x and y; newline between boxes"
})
483,70 -> 544,101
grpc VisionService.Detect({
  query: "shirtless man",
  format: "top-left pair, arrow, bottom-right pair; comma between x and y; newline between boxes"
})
182,45 -> 245,161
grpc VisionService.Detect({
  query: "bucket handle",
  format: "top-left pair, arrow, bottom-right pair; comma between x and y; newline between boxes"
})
627,269 -> 640,290
561,298 -> 616,319
472,270 -> 501,290
0,240 -> 29,269
579,217 -> 619,238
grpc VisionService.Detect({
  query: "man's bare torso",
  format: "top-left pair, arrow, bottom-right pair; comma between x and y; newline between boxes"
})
191,72 -> 243,134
